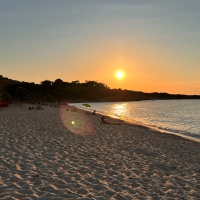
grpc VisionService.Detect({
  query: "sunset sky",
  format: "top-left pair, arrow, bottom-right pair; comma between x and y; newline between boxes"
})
0,0 -> 200,94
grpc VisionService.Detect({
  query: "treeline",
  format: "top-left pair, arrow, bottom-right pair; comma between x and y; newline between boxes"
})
0,75 -> 200,103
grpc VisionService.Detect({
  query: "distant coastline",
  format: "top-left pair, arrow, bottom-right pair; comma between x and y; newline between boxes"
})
1,75 -> 200,103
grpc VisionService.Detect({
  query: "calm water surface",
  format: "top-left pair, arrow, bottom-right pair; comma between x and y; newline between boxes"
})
72,100 -> 200,140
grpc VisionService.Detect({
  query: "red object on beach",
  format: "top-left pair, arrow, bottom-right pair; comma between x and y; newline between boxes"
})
0,102 -> 8,107
62,101 -> 68,105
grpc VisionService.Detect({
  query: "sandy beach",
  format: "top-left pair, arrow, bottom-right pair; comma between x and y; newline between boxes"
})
0,104 -> 200,200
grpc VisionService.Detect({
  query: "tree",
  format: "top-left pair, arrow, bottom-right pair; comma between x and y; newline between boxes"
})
15,87 -> 33,101
54,79 -> 64,87
41,80 -> 52,86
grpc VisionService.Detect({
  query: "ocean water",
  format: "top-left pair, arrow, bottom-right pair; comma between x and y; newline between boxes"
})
71,100 -> 200,141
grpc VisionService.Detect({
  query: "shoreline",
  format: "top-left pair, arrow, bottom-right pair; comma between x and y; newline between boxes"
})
1,104 -> 200,199
72,104 -> 200,143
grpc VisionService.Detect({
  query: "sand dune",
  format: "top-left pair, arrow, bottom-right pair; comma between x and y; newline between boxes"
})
0,104 -> 200,199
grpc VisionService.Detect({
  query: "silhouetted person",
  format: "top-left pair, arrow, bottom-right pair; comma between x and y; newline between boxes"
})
92,110 -> 96,115
100,116 -> 120,125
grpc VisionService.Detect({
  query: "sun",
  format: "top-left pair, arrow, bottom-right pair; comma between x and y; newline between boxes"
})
115,71 -> 125,79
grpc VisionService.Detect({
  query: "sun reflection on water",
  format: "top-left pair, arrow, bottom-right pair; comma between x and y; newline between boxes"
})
112,104 -> 127,117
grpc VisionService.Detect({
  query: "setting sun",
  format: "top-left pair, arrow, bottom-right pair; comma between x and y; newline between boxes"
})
115,71 -> 125,79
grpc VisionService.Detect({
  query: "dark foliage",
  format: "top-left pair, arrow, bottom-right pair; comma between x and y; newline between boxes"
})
1,75 -> 200,103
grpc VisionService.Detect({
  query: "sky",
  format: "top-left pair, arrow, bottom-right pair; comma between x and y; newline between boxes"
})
0,0 -> 200,95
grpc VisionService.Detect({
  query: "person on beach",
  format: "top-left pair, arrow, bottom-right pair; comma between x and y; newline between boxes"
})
36,104 -> 44,110
100,116 -> 120,125
92,110 -> 96,115
71,107 -> 77,112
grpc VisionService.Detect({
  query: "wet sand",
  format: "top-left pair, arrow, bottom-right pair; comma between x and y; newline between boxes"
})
0,104 -> 200,199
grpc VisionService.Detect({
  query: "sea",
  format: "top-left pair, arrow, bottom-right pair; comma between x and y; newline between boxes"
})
71,99 -> 200,142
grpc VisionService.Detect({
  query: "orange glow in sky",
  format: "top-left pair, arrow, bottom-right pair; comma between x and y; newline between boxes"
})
0,1 -> 200,95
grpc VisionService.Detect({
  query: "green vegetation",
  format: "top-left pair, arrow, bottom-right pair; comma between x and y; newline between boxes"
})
0,75 -> 200,103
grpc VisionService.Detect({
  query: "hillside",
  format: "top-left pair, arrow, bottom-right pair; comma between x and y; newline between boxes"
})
1,75 -> 200,103
0,75 -> 19,101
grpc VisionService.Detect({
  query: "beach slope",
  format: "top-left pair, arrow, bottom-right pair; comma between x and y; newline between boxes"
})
0,105 -> 200,199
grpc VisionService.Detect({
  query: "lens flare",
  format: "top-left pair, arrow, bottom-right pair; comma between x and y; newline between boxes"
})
60,105 -> 95,135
